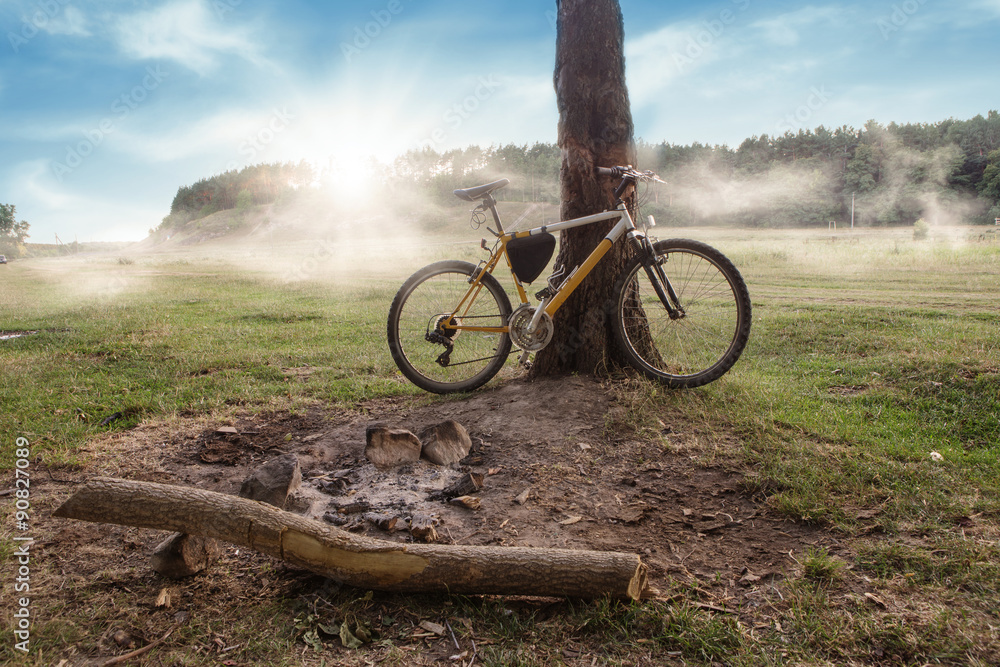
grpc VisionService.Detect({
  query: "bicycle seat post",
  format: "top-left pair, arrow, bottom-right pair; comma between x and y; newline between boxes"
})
482,193 -> 504,236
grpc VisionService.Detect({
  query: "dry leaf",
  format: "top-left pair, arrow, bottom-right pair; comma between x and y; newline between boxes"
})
864,592 -> 888,608
419,620 -> 446,636
339,622 -> 363,649
558,516 -> 583,525
155,588 -> 171,608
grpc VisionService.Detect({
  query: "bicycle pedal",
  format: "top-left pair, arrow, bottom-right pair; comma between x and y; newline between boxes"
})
534,286 -> 555,300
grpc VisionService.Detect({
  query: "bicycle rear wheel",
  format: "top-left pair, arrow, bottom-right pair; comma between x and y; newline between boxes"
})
612,239 -> 751,388
387,260 -> 513,394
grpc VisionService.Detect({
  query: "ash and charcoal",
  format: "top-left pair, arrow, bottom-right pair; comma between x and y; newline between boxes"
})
289,420 -> 485,543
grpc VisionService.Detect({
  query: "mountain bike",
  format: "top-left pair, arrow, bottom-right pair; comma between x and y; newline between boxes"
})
387,166 -> 751,394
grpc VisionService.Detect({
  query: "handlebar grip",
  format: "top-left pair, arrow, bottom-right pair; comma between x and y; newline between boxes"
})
595,166 -> 620,177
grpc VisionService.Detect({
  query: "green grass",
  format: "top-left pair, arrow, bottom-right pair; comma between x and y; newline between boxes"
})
2,226 -> 999,665
703,229 -> 1000,536
0,252 -> 428,467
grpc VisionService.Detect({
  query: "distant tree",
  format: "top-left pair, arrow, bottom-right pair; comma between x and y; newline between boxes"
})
735,134 -> 774,173
235,189 -> 254,213
844,144 -> 881,194
0,203 -> 30,241
977,149 -> 1000,202
0,203 -> 30,257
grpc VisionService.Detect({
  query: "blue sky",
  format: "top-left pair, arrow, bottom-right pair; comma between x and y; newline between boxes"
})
2,0 -> 999,242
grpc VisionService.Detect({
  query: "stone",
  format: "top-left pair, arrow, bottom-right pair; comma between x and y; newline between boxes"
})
151,532 -> 222,579
419,420 -> 472,466
239,453 -> 302,508
364,426 -> 422,470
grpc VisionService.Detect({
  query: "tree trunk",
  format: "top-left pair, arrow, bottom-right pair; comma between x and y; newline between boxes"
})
531,0 -> 637,377
54,477 -> 652,600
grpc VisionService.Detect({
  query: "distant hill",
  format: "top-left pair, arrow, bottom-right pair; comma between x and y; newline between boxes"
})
152,111 -> 1000,245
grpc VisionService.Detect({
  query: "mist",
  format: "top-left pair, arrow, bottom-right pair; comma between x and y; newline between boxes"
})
637,115 -> 997,233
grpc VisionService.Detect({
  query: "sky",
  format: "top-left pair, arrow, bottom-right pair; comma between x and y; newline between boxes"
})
2,0 -> 999,243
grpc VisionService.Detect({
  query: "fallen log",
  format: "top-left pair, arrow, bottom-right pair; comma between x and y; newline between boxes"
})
54,477 -> 651,600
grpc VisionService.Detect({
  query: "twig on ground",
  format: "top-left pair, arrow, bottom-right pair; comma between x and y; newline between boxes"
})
98,618 -> 185,666
446,620 -> 460,651
693,602 -> 739,615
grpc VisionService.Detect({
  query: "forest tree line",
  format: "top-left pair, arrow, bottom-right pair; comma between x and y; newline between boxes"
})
162,111 -> 1000,232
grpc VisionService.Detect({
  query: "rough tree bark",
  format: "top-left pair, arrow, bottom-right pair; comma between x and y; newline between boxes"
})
530,0 -> 637,377
54,477 -> 652,600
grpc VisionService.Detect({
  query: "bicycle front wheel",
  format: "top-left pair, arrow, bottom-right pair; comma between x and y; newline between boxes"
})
387,260 -> 513,394
612,239 -> 751,388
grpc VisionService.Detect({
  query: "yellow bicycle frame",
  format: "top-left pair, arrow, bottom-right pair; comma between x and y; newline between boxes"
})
442,203 -> 637,334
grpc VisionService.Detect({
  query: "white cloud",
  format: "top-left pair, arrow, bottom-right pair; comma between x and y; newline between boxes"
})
626,22 -> 732,108
39,6 -> 90,37
749,6 -> 845,47
10,159 -> 160,242
972,0 -> 1000,16
112,0 -> 270,74
108,107 -> 296,164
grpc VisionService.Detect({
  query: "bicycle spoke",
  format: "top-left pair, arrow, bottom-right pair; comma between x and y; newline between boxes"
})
614,240 -> 751,387
388,261 -> 512,393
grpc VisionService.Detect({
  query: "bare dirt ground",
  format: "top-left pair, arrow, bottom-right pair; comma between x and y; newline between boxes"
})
27,376 -> 841,664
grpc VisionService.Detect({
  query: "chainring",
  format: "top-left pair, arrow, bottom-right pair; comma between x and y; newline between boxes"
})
508,304 -> 554,352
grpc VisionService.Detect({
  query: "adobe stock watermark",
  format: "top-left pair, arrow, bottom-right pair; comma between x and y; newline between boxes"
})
281,236 -> 339,283
7,0 -> 74,53
672,0 -> 752,74
876,0 -> 930,40
420,75 -> 502,150
51,66 -> 169,181
213,0 -> 243,20
775,85 -> 832,134
223,108 -> 294,172
341,0 -> 409,63
12,437 -> 34,654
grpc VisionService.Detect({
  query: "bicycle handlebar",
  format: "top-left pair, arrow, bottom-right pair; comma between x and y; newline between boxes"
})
595,165 -> 665,184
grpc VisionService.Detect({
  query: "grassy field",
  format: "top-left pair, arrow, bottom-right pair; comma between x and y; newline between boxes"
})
2,223 -> 999,665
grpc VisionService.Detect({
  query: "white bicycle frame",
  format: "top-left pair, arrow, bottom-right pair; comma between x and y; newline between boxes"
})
501,203 -> 645,332
446,200 -> 649,338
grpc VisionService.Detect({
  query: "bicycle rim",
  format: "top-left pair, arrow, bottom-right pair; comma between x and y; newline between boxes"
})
615,240 -> 751,387
388,262 -> 512,393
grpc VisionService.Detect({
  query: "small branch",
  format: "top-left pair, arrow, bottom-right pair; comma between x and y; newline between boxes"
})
98,619 -> 184,666
446,620 -> 460,650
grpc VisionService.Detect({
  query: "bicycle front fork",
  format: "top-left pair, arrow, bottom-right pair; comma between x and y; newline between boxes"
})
630,233 -> 684,320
